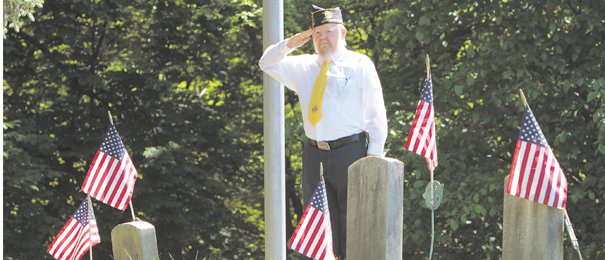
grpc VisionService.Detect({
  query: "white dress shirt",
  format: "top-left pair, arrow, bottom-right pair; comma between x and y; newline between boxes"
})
259,40 -> 388,156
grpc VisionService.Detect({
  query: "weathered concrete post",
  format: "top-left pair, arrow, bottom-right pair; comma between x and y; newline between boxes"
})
111,221 -> 159,260
347,157 -> 404,260
502,175 -> 564,260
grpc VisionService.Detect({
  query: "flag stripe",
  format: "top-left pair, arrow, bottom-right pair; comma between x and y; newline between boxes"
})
404,101 -> 426,150
549,157 -> 561,207
303,215 -> 324,256
82,151 -> 101,192
112,154 -> 137,209
91,155 -> 116,198
290,207 -> 317,251
67,229 -> 86,260
49,219 -> 78,256
417,109 -> 434,156
533,155 -> 547,203
311,231 -> 326,259
507,141 -> 523,195
299,209 -> 321,253
100,160 -> 125,204
518,143 -> 537,198
527,147 -> 546,201
515,143 -> 529,196
82,152 -> 105,194
522,145 -> 541,198
100,158 -> 120,199
538,155 -> 552,204
412,104 -> 430,154
407,101 -> 430,155
288,212 -> 305,249
423,117 -> 436,156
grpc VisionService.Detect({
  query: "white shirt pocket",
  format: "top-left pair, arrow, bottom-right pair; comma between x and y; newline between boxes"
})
328,74 -> 350,100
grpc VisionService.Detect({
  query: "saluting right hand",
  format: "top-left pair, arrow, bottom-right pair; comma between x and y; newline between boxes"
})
286,28 -> 313,49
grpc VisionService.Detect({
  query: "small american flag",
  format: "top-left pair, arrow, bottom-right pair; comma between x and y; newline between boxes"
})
405,74 -> 438,171
507,105 -> 567,208
48,198 -> 101,260
288,176 -> 335,260
81,125 -> 138,210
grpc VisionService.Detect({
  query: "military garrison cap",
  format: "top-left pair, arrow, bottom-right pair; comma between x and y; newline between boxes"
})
311,5 -> 343,27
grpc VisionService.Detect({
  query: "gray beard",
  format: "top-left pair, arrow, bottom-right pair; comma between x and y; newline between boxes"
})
315,44 -> 346,59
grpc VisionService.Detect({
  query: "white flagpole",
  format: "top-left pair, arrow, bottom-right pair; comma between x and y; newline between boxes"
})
87,195 -> 93,260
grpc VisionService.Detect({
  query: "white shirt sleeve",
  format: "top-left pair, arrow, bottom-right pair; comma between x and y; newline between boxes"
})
258,40 -> 299,92
360,56 -> 388,156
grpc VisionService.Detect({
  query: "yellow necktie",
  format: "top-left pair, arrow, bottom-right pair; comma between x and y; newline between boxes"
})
308,60 -> 329,126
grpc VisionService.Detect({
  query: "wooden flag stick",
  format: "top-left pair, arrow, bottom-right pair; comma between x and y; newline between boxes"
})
430,169 -> 434,206
519,89 -> 528,107
87,195 -> 93,260
129,201 -> 136,221
425,54 -> 431,79
428,167 -> 435,260
107,111 -> 114,125
320,162 -> 324,177
564,210 -> 584,260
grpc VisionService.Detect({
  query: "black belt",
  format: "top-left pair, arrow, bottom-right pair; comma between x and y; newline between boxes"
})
307,132 -> 366,151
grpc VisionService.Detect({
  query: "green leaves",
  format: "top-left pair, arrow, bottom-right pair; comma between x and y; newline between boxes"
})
415,30 -> 425,42
4,0 -> 265,258
598,144 -> 605,155
419,16 -> 431,26
373,0 -> 604,258
3,0 -> 44,36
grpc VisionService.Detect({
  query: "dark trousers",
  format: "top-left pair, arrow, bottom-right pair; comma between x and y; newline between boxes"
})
302,134 -> 368,257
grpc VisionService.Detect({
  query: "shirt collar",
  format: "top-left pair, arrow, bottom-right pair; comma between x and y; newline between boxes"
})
329,47 -> 346,63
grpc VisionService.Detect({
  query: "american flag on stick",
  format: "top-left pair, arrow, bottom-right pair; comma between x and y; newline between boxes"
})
507,103 -> 567,208
81,125 -> 138,210
405,71 -> 438,172
48,197 -> 100,260
288,175 -> 335,260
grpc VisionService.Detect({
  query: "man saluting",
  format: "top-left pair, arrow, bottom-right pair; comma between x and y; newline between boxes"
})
259,4 -> 388,258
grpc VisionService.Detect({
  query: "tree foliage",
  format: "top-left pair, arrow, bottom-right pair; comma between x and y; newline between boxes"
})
4,0 -> 264,258
3,0 -> 604,259
335,0 -> 604,258
3,0 -> 44,36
